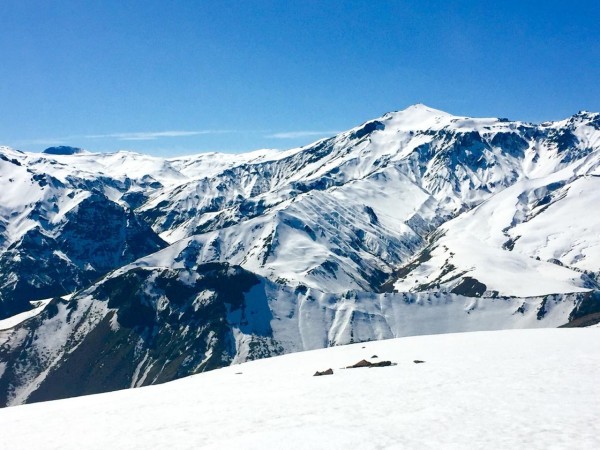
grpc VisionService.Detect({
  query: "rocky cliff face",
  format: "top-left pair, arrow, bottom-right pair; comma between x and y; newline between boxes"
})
0,191 -> 165,318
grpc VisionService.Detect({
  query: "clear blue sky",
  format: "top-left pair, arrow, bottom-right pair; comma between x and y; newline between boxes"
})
1,0 -> 599,156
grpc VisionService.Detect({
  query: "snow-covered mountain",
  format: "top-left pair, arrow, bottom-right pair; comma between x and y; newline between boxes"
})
1,328 -> 599,449
392,151 -> 600,297
0,104 -> 599,406
0,147 -> 167,317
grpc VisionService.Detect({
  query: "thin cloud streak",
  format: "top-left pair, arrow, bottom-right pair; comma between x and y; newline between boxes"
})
17,129 -> 340,149
18,130 -> 237,145
266,130 -> 341,139
84,130 -> 235,141
16,138 -> 67,146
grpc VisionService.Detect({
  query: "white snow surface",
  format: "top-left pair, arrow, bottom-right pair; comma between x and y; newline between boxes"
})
0,300 -> 50,331
0,328 -> 598,449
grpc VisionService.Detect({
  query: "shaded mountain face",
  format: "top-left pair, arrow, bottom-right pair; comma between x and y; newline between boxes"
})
0,105 -> 599,406
0,190 -> 166,319
390,151 -> 600,297
0,263 -> 280,406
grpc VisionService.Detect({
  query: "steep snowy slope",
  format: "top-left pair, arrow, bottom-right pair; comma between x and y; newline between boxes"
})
135,169 -> 433,293
392,149 -> 600,297
1,328 -> 598,449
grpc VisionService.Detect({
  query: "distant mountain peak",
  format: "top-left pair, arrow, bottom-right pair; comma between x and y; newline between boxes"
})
42,146 -> 87,155
383,103 -> 452,118
377,104 -> 456,131
404,103 -> 448,113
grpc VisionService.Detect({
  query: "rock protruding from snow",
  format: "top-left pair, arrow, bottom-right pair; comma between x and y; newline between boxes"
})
313,368 -> 333,376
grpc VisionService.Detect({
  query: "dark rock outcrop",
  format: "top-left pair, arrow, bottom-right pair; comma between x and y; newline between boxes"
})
346,359 -> 393,369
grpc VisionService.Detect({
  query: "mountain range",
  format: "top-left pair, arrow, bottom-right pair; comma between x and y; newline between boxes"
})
1,104 -> 599,406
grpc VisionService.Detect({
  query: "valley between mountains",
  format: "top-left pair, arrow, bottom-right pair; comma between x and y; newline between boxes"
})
1,104 -> 599,407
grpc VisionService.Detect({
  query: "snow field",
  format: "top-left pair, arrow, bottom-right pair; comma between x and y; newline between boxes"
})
1,328 -> 598,449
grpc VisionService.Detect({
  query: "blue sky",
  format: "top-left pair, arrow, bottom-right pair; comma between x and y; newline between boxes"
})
1,1 -> 599,156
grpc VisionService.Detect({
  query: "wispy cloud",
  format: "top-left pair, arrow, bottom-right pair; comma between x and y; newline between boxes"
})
17,138 -> 67,146
17,128 -> 340,149
17,130 -> 236,146
266,130 -> 340,139
83,130 -> 234,141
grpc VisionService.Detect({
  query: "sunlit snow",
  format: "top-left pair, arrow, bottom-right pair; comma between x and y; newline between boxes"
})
0,328 -> 598,449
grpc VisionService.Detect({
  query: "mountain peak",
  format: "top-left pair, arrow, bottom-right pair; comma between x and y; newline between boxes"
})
405,103 -> 447,113
380,104 -> 455,131
573,110 -> 599,122
383,103 -> 452,117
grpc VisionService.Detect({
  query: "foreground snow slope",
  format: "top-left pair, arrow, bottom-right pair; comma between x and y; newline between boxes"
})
1,328 -> 598,450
